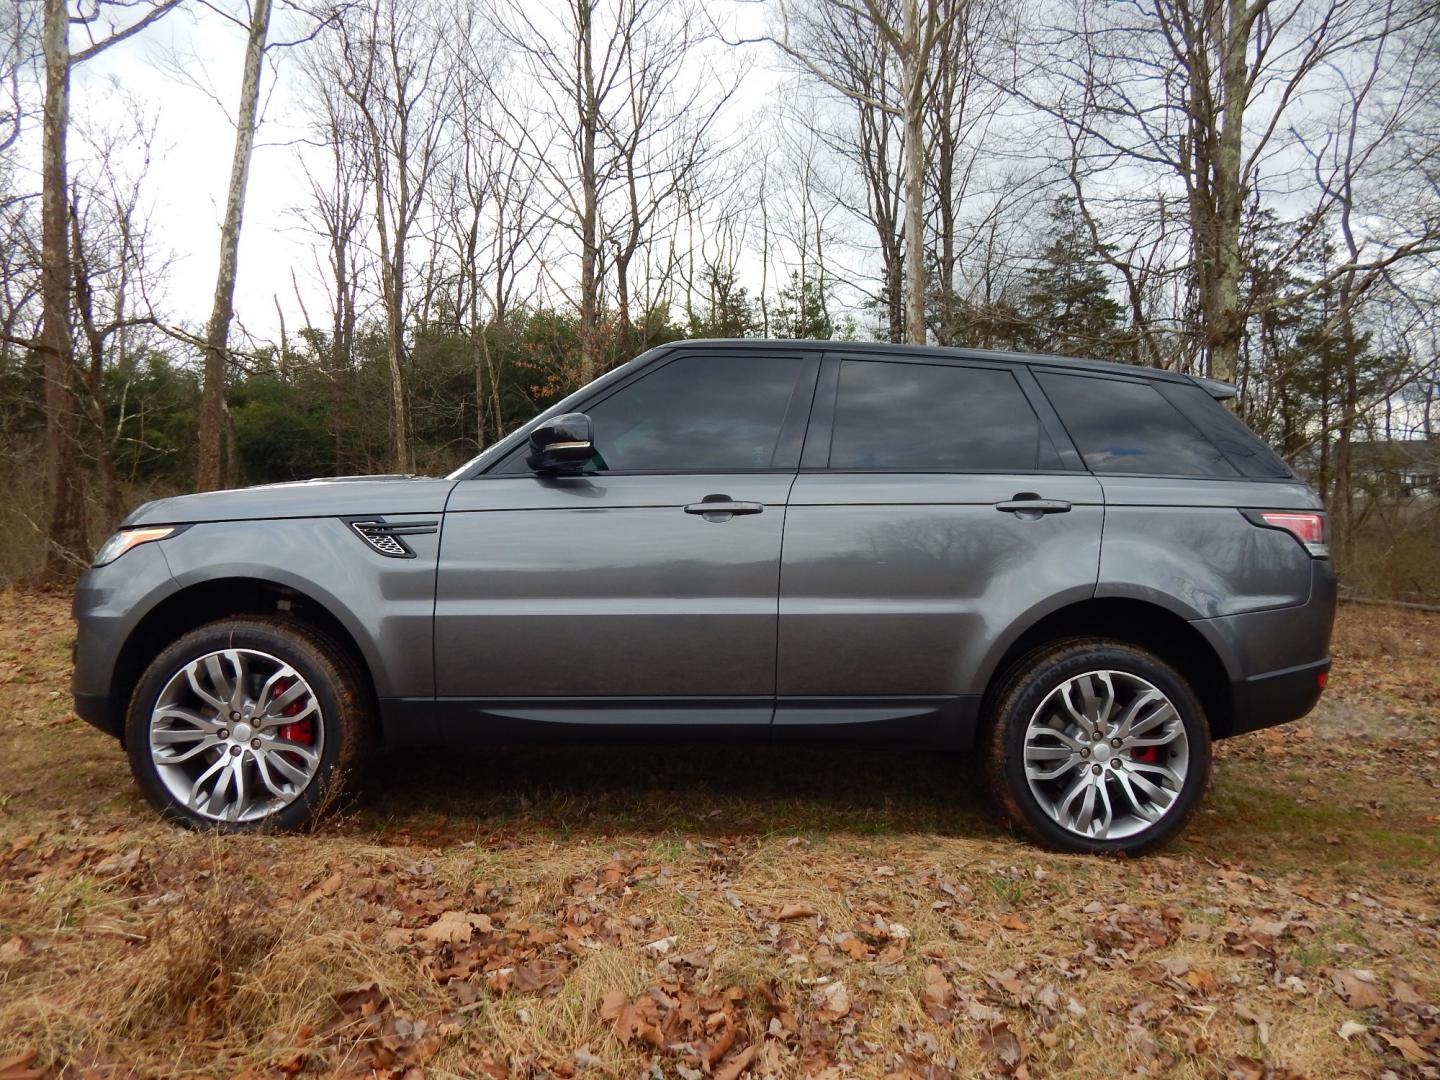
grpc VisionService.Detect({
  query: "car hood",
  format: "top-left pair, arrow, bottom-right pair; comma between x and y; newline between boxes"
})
122,475 -> 458,527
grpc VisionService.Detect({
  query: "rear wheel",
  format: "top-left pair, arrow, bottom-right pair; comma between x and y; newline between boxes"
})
125,618 -> 373,831
983,639 -> 1211,855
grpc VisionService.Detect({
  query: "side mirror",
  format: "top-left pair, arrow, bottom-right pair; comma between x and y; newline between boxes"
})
526,412 -> 595,474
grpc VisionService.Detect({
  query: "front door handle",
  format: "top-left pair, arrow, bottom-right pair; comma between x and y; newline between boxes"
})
684,495 -> 765,521
995,492 -> 1072,515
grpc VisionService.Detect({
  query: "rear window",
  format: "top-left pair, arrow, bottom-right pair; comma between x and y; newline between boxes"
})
1036,371 -> 1238,477
830,360 -> 1044,471
1156,382 -> 1294,479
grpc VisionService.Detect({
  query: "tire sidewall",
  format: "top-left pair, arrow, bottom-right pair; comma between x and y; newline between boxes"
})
995,641 -> 1212,856
124,619 -> 357,832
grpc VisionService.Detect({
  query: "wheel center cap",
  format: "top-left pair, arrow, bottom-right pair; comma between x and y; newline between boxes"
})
1092,742 -> 1113,763
232,722 -> 254,743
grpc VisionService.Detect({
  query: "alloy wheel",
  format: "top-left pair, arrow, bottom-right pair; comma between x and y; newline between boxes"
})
1022,669 -> 1190,841
148,648 -> 325,823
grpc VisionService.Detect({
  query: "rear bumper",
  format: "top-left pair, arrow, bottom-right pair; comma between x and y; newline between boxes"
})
1191,558 -> 1337,737
1228,658 -> 1330,736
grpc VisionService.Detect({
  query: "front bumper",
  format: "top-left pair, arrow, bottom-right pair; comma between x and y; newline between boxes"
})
71,542 -> 178,740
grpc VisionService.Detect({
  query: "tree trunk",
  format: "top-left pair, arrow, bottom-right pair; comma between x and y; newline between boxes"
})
577,0 -> 599,383
901,0 -> 926,345
197,0 -> 273,491
39,0 -> 85,582
1200,0 -> 1250,382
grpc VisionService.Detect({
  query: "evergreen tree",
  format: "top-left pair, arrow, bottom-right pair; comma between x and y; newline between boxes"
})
688,265 -> 760,338
771,270 -> 836,340
1016,197 -> 1126,359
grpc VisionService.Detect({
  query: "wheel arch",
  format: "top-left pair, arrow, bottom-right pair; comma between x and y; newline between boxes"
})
109,576 -> 380,746
979,597 -> 1238,739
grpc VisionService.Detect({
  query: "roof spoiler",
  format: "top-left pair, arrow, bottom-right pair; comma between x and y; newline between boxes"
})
1191,375 -> 1238,401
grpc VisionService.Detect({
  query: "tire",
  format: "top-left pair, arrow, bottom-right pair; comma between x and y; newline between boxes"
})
125,617 -> 375,832
982,639 -> 1212,856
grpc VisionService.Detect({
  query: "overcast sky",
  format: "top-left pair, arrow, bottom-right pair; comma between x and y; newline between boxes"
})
71,3 -> 351,340
46,0 -> 782,345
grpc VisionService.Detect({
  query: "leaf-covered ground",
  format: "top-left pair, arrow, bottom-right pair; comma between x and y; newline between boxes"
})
0,589 -> 1437,1079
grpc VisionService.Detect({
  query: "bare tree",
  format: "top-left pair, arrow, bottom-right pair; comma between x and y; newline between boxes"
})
432,24 -> 546,448
35,0 -> 179,582
770,0 -> 968,344
325,0 -> 453,472
1019,0 -> 1440,380
299,74 -> 368,470
196,0 -> 275,491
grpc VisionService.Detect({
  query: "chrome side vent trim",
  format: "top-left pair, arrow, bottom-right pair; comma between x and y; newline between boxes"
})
344,518 -> 439,559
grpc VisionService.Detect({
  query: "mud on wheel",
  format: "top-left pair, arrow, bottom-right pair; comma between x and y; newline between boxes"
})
124,617 -> 373,831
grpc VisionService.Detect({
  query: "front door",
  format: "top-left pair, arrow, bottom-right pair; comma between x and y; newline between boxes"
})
776,356 -> 1104,743
434,350 -> 818,734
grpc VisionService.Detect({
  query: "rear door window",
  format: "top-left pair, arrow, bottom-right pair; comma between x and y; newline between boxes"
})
829,360 -> 1045,471
1036,371 -> 1238,477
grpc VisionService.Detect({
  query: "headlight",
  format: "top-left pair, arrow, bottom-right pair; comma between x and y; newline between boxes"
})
92,526 -> 177,567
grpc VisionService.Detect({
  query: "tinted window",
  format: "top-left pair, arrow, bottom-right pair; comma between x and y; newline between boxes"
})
829,361 -> 1043,471
1037,372 -> 1237,477
587,354 -> 804,472
1157,382 -> 1294,478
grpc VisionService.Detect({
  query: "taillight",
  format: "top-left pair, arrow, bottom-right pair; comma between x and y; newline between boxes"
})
1243,510 -> 1328,558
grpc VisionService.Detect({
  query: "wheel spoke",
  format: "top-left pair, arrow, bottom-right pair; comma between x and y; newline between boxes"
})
266,749 -> 312,787
259,677 -> 309,720
1127,759 -> 1183,789
188,755 -> 227,809
253,751 -> 292,798
1058,682 -> 1089,727
222,650 -> 250,712
1114,771 -> 1163,822
154,705 -> 222,732
1126,700 -> 1176,741
256,698 -> 318,730
185,661 -> 228,713
1126,726 -> 1182,748
1091,777 -> 1115,838
155,735 -> 221,765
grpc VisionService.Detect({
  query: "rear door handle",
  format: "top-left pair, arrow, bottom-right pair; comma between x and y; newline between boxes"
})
684,495 -> 764,521
995,494 -> 1072,515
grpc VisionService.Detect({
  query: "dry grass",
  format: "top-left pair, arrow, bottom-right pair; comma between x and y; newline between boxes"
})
1,590 -> 1438,1078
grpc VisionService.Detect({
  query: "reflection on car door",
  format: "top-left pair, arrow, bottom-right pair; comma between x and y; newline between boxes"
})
432,350 -> 817,736
776,356 -> 1104,744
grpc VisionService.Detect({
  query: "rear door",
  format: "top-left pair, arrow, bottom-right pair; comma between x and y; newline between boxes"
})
775,355 -> 1104,743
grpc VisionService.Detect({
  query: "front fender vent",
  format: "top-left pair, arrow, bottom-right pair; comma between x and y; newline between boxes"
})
345,518 -> 438,559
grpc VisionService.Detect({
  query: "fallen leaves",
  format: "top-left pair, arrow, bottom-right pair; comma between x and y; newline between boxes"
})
2,594 -> 1440,1080
327,983 -> 459,1076
0,1051 -> 44,1080
1332,967 -> 1387,1010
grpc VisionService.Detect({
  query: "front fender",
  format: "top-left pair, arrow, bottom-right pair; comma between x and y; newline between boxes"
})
158,516 -> 438,700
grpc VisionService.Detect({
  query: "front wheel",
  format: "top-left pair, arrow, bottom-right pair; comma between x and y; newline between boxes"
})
983,640 -> 1212,856
125,617 -> 374,831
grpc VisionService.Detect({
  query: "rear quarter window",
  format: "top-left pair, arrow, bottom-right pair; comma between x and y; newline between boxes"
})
1155,382 -> 1295,479
1036,371 -> 1238,477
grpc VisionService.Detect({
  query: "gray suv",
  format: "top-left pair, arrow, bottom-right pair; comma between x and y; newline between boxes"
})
72,341 -> 1335,854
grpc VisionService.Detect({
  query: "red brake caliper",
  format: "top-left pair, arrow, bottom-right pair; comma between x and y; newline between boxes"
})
1130,745 -> 1159,764
270,676 -> 315,746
